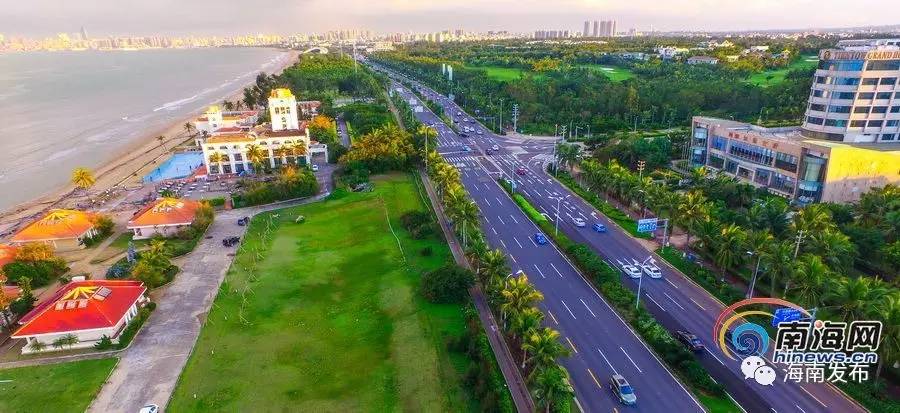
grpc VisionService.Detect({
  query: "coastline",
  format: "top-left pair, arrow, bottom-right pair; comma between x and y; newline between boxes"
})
0,49 -> 300,235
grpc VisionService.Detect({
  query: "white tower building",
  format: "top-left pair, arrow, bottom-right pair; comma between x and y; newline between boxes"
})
268,88 -> 299,131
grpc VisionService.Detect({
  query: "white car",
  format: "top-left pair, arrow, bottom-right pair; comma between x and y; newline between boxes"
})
491,144 -> 500,151
572,217 -> 586,227
311,164 -> 319,172
139,405 -> 159,413
622,263 -> 642,279
477,130 -> 483,135
642,263 -> 662,279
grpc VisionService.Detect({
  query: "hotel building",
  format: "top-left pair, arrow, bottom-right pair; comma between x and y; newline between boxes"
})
690,39 -> 900,204
198,89 -> 327,175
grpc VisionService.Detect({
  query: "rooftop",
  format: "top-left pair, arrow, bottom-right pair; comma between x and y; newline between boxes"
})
13,280 -> 146,337
206,133 -> 257,144
835,38 -> 900,51
11,209 -> 99,243
0,244 -> 17,272
270,88 -> 294,99
128,198 -> 201,228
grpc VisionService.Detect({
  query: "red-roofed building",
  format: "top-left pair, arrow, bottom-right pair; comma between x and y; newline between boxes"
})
127,198 -> 201,240
10,209 -> 100,251
0,245 -> 17,279
12,280 -> 148,354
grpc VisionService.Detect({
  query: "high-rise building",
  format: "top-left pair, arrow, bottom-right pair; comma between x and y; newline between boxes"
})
600,21 -> 609,37
610,20 -> 617,37
592,21 -> 599,37
583,21 -> 590,37
801,38 -> 900,144
80,26 -> 88,41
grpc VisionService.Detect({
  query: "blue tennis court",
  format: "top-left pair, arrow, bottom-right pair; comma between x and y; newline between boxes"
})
143,152 -> 204,183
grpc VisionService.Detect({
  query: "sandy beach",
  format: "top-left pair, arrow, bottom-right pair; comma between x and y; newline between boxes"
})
0,49 -> 300,237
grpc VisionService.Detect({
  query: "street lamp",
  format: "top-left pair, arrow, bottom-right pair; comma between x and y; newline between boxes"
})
551,195 -> 570,236
635,256 -> 655,309
746,250 -> 762,299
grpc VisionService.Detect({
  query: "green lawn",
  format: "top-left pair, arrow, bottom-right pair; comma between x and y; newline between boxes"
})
476,65 -> 527,81
0,358 -> 118,413
746,56 -> 818,87
575,64 -> 635,81
168,173 -> 477,412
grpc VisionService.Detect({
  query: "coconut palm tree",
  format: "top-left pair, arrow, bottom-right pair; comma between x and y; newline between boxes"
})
71,167 -> 95,190
825,276 -> 887,323
415,124 -> 437,150
481,249 -> 509,292
789,254 -> 833,308
763,241 -> 795,298
521,327 -> 570,377
807,230 -> 857,273
452,200 -> 480,248
183,122 -> 195,137
500,275 -> 543,327
677,191 -> 711,248
465,237 -> 489,274
689,166 -> 708,187
207,152 -> 225,174
245,144 -> 267,173
714,224 -> 747,280
555,143 -> 580,172
531,365 -> 574,413
874,293 -> 900,381
511,306 -> 544,344
791,203 -> 836,235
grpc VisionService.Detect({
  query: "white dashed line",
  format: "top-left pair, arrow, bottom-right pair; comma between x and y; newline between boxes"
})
549,263 -> 563,278
509,215 -> 519,224
514,237 -> 523,248
497,216 -> 506,225
645,294 -> 666,312
620,347 -> 643,373
579,299 -> 597,318
560,300 -> 577,319
597,349 -> 618,374
534,264 -> 546,278
689,297 -> 706,310
663,292 -> 686,311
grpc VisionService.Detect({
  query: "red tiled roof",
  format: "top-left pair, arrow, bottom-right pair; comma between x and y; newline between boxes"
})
128,198 -> 201,228
214,127 -> 243,134
2,286 -> 22,302
13,280 -> 146,337
0,245 -> 17,271
11,209 -> 98,243
192,165 -> 208,178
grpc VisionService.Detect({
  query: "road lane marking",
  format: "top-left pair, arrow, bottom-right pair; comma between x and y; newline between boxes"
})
560,300 -> 577,319
514,237 -> 523,248
550,262 -> 564,278
521,188 -> 530,196
689,297 -> 706,310
798,386 -> 827,408
495,197 -> 503,205
796,405 -> 806,413
663,292 -> 686,311
533,264 -> 546,278
565,336 -> 578,353
645,294 -> 666,312
509,254 -> 517,263
491,227 -> 498,235
547,310 -> 559,324
509,214 -> 519,224
665,278 -> 679,289
725,392 -> 748,413
497,216 -> 506,225
587,368 -> 601,389
529,236 -> 538,247
597,349 -> 618,374
483,215 -> 490,224
579,299 -> 597,318
484,198 -> 491,207
499,239 -> 507,248
620,346 -> 643,373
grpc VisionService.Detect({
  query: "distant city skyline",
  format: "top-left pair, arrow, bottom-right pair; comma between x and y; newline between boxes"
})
2,0 -> 900,38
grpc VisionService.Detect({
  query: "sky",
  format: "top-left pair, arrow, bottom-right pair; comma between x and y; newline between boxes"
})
2,0 -> 899,37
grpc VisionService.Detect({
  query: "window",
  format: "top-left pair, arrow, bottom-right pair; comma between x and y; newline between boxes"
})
853,106 -> 870,114
881,134 -> 897,141
867,60 -> 900,71
858,92 -> 875,100
816,76 -> 827,84
876,92 -> 893,100
819,60 -> 864,71
834,77 -> 860,86
728,141 -> 776,166
712,135 -> 727,151
880,77 -> 897,86
693,127 -> 708,140
862,78 -> 879,85
809,103 -> 826,112
896,92 -> 900,99
886,120 -> 899,127
872,106 -> 888,114
806,116 -> 824,125
812,89 -> 825,98
834,92 -> 856,100
868,120 -> 883,127
851,120 -> 866,127
824,118 -> 848,127
775,152 -> 799,172
830,106 -> 851,114
892,106 -> 900,113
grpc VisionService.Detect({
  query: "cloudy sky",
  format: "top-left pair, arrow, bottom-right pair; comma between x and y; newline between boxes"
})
2,0 -> 898,37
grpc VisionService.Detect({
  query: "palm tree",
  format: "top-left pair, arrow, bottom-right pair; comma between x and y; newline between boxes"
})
789,254 -> 833,308
874,293 -> 900,381
245,144 -> 267,173
183,122 -> 195,137
808,230 -> 857,273
415,124 -> 437,151
465,237 -> 489,274
531,365 -> 574,413
714,224 -> 747,280
677,191 -> 711,248
71,167 -> 96,190
825,276 -> 887,322
791,203 -> 836,235
521,327 -> 570,377
207,152 -> 225,174
762,241 -> 795,298
452,200 -> 480,248
511,306 -> 544,340
745,230 -> 773,296
689,166 -> 708,187
290,142 -> 308,165
156,135 -> 166,150
481,249 -> 509,292
555,143 -> 580,172
500,275 -> 543,327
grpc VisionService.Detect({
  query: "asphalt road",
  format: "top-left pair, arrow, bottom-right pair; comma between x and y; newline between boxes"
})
387,78 -> 704,412
384,67 -> 867,413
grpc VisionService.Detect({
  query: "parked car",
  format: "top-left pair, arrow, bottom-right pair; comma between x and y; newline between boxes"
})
222,236 -> 240,247
477,130 -> 483,135
609,374 -> 637,406
139,405 -> 160,413
572,217 -> 586,227
674,330 -> 706,352
491,144 -> 500,151
237,217 -> 249,226
642,262 -> 662,279
312,164 -> 319,172
515,166 -> 527,176
621,263 -> 642,278
592,223 -> 607,233
534,233 -> 548,245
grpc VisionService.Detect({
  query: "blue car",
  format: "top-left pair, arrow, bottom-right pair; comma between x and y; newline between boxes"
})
534,233 -> 548,245
592,223 -> 607,233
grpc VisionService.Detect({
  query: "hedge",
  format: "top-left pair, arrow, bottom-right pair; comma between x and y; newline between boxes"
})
656,247 -> 744,305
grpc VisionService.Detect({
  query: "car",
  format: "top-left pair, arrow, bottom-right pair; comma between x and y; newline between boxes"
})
462,145 -> 472,152
515,166 -> 527,176
534,233 -> 548,245
491,144 -> 500,151
222,236 -> 240,247
674,330 -> 706,352
312,164 -> 319,172
477,130 -> 483,135
572,217 -> 586,227
459,132 -> 469,138
609,374 -> 637,406
237,217 -> 249,226
592,223 -> 607,233
621,263 -> 642,278
642,262 -> 662,279
456,111 -> 461,116
485,148 -> 494,155
139,405 -> 160,413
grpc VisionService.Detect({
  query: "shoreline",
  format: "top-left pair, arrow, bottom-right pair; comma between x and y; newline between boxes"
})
0,49 -> 299,235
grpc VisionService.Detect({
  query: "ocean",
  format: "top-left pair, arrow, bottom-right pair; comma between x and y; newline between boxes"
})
0,47 -> 292,212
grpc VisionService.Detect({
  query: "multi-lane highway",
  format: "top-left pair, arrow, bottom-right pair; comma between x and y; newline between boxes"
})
382,75 -> 704,412
379,65 -> 868,413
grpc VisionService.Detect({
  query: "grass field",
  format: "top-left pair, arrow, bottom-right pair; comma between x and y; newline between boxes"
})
0,358 -> 118,413
746,56 -> 818,87
168,173 -> 477,412
575,64 -> 635,81
476,65 -> 527,81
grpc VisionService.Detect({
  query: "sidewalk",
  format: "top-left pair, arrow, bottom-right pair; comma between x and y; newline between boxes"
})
418,169 -> 534,413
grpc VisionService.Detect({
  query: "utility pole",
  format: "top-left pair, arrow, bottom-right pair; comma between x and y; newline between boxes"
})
511,103 -> 519,133
793,230 -> 806,259
499,99 -> 504,133
637,160 -> 646,181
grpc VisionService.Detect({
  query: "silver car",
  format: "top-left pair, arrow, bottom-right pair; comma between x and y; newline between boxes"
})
572,217 -> 586,227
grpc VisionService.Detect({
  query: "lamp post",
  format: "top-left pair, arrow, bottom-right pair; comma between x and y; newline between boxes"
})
746,250 -> 762,299
551,195 -> 570,236
635,256 -> 654,309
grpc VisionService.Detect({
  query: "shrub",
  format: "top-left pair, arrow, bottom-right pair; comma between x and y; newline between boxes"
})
116,305 -> 154,349
400,210 -> 434,239
207,197 -> 226,207
420,246 -> 433,256
3,258 -> 68,288
420,264 -> 475,303
94,335 -> 114,350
